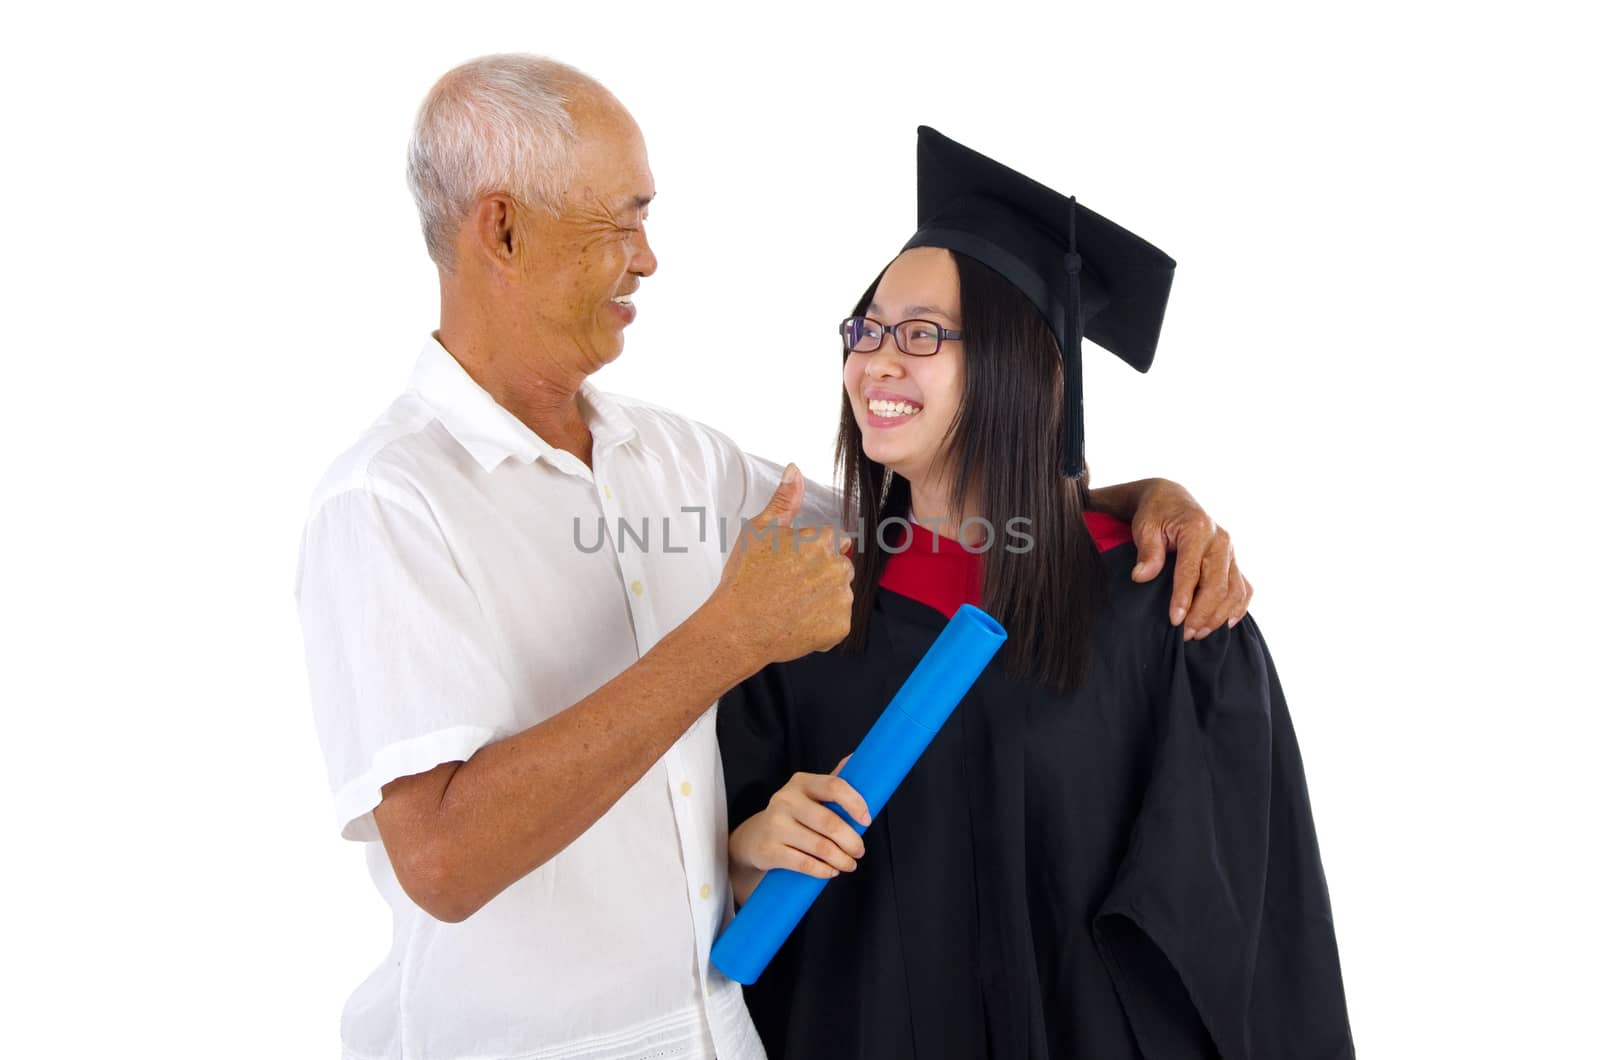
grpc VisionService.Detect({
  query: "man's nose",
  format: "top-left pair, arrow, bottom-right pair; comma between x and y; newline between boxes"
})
632,226 -> 658,277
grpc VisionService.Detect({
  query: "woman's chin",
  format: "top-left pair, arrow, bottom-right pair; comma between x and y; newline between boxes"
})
861,438 -> 904,468
863,449 -> 920,484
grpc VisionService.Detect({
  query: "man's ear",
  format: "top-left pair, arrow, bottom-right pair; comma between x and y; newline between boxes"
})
469,194 -> 518,266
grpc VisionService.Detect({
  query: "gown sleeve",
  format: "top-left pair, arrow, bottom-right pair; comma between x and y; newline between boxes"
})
1093,614 -> 1354,1059
716,661 -> 797,832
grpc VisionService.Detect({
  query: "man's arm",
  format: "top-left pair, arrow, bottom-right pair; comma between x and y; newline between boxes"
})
1088,478 -> 1253,640
377,592 -> 759,922
372,468 -> 853,923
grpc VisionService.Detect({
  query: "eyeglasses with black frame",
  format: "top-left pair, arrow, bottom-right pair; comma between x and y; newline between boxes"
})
839,316 -> 964,357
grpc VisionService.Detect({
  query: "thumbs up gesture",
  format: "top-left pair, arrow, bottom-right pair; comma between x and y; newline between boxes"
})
712,464 -> 856,666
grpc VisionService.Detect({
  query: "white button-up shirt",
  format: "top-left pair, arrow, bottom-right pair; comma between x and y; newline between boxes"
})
296,337 -> 836,1060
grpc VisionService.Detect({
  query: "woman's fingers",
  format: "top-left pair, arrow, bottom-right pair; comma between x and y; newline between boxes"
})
758,804 -> 859,872
791,797 -> 866,861
798,771 -> 872,829
773,786 -> 865,862
796,827 -> 859,873
768,845 -> 844,880
763,771 -> 871,872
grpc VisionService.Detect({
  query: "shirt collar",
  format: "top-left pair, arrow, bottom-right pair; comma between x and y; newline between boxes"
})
407,336 -> 639,474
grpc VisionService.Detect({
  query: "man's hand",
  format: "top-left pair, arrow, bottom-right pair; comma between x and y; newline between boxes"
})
369,464 -> 854,925
1122,479 -> 1253,641
728,758 -> 870,906
711,464 -> 856,667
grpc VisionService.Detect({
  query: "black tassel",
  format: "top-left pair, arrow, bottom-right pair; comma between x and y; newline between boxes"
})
1061,198 -> 1085,478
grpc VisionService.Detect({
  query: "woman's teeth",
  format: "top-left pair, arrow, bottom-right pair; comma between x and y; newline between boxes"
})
868,398 -> 922,418
610,296 -> 633,306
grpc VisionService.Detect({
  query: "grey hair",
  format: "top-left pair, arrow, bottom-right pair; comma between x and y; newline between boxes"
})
406,54 -> 596,270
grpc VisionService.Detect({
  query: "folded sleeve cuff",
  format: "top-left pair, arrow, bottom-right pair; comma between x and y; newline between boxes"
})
332,724 -> 506,842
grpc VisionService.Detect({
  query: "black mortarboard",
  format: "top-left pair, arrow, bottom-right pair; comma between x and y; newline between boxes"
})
902,126 -> 1176,477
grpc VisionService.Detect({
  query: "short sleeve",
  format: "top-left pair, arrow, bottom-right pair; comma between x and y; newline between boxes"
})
731,449 -> 841,530
1093,616 -> 1353,1059
687,420 -> 842,546
296,480 -> 520,842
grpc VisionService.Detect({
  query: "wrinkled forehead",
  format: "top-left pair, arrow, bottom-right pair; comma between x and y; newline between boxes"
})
567,94 -> 655,206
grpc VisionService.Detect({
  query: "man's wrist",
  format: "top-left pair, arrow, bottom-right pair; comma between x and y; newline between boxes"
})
1087,478 -> 1154,521
685,593 -> 765,689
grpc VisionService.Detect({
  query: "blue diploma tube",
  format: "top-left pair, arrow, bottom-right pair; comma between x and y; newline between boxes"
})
710,602 -> 1007,985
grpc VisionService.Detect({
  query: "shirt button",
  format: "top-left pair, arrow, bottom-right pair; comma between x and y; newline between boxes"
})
680,780 -> 693,797
630,579 -> 644,597
699,883 -> 712,900
603,484 -> 613,499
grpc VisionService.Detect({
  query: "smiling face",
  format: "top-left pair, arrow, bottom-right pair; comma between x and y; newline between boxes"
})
843,247 -> 966,487
512,93 -> 658,372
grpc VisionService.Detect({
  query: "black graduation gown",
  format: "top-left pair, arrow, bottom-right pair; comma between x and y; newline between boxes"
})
716,518 -> 1353,1059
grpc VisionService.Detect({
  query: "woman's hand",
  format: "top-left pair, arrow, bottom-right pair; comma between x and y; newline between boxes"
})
728,760 -> 871,906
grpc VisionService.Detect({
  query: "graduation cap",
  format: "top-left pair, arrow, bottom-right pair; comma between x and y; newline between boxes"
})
901,126 -> 1176,478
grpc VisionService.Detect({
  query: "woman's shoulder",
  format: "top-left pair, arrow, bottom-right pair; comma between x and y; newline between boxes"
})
1084,513 -> 1158,616
1088,517 -> 1273,701
1086,513 -> 1183,643
1084,510 -> 1136,554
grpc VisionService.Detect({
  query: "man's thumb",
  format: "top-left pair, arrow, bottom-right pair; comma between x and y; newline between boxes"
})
754,463 -> 804,529
1130,522 -> 1167,582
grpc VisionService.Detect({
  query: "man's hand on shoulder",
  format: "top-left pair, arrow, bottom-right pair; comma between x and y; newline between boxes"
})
1118,478 -> 1253,641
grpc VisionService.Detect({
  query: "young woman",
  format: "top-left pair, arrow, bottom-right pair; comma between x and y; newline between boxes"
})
716,129 -> 1352,1059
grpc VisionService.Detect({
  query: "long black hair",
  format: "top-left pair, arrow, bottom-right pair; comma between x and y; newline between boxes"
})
835,251 -> 1106,693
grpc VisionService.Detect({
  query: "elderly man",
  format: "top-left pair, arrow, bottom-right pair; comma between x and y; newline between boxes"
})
297,54 -> 1251,1060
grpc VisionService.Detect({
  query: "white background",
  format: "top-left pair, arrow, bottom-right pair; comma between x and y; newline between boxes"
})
4,1 -> 1596,1056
